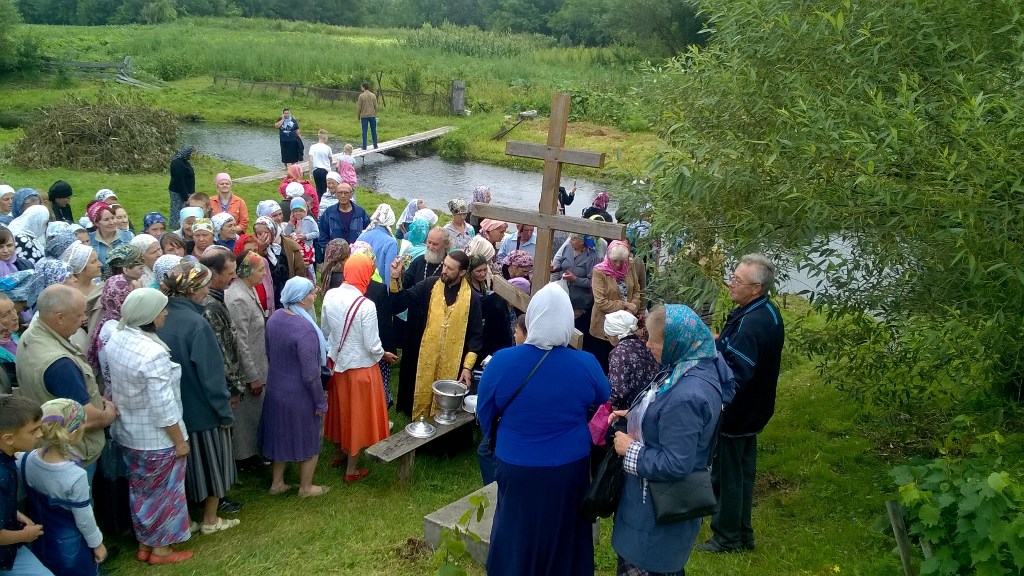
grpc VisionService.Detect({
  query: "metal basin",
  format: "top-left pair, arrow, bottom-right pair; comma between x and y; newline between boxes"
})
432,380 -> 468,425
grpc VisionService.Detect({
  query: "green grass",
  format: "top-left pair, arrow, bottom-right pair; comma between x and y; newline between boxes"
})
91,301 -> 902,576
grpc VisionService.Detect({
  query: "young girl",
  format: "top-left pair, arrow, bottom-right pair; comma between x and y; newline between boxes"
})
20,399 -> 107,576
281,198 -> 318,278
337,144 -> 358,188
0,227 -> 30,277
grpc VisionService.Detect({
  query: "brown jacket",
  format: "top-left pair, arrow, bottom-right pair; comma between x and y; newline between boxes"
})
281,236 -> 307,279
590,259 -> 645,341
357,90 -> 378,118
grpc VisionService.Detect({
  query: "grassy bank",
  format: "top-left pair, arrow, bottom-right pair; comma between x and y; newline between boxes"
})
89,300 -> 901,576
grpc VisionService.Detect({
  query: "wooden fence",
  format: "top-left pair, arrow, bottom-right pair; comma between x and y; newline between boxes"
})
211,76 -> 455,116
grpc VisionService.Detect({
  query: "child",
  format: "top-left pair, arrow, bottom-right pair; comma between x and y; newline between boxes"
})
513,313 -> 527,345
187,192 -> 211,218
337,144 -> 358,188
0,395 -> 48,576
20,399 -> 105,576
281,198 -> 318,279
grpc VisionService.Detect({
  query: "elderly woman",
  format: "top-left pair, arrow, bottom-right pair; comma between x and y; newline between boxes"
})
189,218 -> 216,259
320,239 -> 350,293
0,293 -> 20,392
174,207 -> 203,244
143,212 -> 168,239
156,262 -> 239,535
104,243 -> 147,285
253,216 -> 305,309
610,305 -> 731,576
62,242 -> 103,351
443,198 -> 475,252
260,277 -> 329,497
604,310 -> 660,410
321,254 -> 393,482
168,145 -> 196,230
356,204 -> 398,281
550,233 -> 601,318
9,205 -> 50,267
478,283 -> 609,576
590,240 -> 646,372
225,251 -> 269,453
502,250 -> 533,281
212,213 -> 238,251
0,184 -> 14,222
88,201 -> 135,269
233,234 -> 275,318
131,234 -> 161,289
106,288 -> 194,565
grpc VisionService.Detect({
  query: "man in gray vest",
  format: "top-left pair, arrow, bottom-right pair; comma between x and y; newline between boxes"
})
16,284 -> 117,482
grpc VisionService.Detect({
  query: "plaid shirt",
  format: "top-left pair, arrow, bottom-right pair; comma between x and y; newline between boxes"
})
106,326 -> 188,451
623,441 -> 642,476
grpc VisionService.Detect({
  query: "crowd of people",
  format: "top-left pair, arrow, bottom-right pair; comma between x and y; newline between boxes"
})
0,136 -> 785,576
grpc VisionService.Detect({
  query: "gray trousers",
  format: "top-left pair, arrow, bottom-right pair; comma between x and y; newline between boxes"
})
709,434 -> 757,550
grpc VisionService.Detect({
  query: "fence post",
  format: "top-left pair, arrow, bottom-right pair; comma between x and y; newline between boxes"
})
450,80 -> 466,116
886,500 -> 918,576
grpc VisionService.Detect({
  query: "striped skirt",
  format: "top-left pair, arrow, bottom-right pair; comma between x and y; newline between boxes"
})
184,428 -> 237,503
122,446 -> 191,548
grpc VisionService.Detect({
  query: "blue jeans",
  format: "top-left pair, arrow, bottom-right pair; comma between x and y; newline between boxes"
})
0,547 -> 54,576
360,117 -> 378,149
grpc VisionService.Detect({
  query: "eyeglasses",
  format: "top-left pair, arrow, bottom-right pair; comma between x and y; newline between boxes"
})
728,276 -> 761,287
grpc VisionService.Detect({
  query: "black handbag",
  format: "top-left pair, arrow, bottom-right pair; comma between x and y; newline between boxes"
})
488,350 -> 550,452
581,418 -> 628,520
649,410 -> 724,525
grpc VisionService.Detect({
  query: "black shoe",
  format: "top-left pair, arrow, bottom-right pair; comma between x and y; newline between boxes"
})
218,499 -> 242,514
373,144 -> 378,149
696,539 -> 741,553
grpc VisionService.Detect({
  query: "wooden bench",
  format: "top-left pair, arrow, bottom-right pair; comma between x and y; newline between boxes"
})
366,410 -> 476,483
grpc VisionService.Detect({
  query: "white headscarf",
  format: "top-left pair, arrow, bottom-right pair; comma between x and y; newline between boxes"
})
257,200 -> 282,218
398,199 -> 420,225
61,242 -> 95,274
414,208 -> 438,226
10,205 -> 51,256
285,182 -> 305,198
524,283 -> 575,350
368,203 -> 396,232
130,233 -> 159,253
604,310 -> 639,339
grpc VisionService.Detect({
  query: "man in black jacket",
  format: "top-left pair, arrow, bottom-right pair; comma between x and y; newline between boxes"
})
700,253 -> 785,553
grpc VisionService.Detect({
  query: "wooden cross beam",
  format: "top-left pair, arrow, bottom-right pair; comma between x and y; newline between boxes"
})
477,92 -> 627,349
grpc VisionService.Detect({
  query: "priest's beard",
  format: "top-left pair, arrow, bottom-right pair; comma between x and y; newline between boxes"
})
425,250 -> 445,265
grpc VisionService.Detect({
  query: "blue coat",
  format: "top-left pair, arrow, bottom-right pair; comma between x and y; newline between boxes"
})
356,226 -> 398,282
315,203 -> 369,258
611,358 -> 723,573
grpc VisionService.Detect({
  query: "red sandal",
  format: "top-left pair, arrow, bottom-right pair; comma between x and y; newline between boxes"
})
344,469 -> 370,483
148,550 -> 194,565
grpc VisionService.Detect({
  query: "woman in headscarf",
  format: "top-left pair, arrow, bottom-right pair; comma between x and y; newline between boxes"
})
590,240 -> 646,372
320,239 -> 351,294
174,206 -> 203,245
62,242 -> 103,350
259,277 -> 330,497
399,217 -> 430,266
501,250 -> 533,281
151,254 -> 182,289
209,173 -> 249,234
256,199 -> 283,223
356,203 -> 398,282
396,199 -> 425,240
88,201 -> 135,270
111,203 -> 134,233
105,288 -> 194,565
0,293 -> 20,392
467,234 -> 497,285
281,198 -> 318,276
232,234 -> 274,318
155,262 -> 239,535
189,218 -> 216,259
253,216 -> 305,310
478,219 -> 508,249
0,227 -> 31,276
604,310 -> 660,410
443,198 -> 475,252
477,283 -> 610,576
320,254 -> 393,482
469,185 -> 492,229
87,269 -> 135,390
582,190 -> 613,222
225,250 -> 269,465
35,259 -> 75,290
415,207 -> 438,227
610,305 -> 731,576
0,270 -> 43,315
210,213 -> 238,252
279,167 -> 319,217
130,234 -> 161,289
8,205 -> 50,267
10,187 -> 42,221
349,241 -> 396,406
48,180 -> 74,223
168,145 -> 196,230
143,212 -> 168,239
0,184 -> 14,223
103,243 -> 147,285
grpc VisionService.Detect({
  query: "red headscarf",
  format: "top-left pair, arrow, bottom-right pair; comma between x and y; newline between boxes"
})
233,233 -> 253,257
343,253 -> 374,294
594,240 -> 631,281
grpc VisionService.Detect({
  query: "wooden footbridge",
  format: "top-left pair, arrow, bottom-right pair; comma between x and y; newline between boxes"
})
233,126 -> 456,184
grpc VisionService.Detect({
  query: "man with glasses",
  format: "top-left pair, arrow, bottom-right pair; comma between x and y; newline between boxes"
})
316,182 -> 369,259
698,253 -> 785,554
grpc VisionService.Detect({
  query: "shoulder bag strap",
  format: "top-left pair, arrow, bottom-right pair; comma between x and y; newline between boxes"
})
339,296 -> 368,350
496,349 -> 552,418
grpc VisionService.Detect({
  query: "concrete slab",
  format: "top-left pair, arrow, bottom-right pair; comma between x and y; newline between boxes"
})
424,482 -> 497,565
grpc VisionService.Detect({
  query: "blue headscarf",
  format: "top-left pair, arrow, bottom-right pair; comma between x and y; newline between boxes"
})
405,218 -> 430,260
12,188 -> 41,218
143,212 -> 166,231
659,305 -> 717,393
0,270 -> 44,309
45,232 -> 78,261
280,277 -> 327,366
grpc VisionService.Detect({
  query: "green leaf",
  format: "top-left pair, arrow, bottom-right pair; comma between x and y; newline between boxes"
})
918,504 -> 941,526
987,472 -> 1010,493
435,565 -> 466,576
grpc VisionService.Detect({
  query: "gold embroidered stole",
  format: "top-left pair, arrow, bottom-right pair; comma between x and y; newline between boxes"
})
412,277 -> 472,418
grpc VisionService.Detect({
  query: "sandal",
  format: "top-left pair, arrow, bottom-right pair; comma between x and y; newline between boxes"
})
268,484 -> 292,496
344,469 -> 370,483
297,485 -> 331,498
200,517 -> 241,535
148,550 -> 193,565
135,550 -> 151,562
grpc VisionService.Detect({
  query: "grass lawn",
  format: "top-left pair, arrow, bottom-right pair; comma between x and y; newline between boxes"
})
95,300 -> 901,576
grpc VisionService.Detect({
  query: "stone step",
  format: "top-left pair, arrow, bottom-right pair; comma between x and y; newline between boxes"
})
424,482 -> 498,565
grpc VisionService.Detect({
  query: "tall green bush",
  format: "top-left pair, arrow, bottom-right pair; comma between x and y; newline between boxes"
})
623,0 -> 1024,413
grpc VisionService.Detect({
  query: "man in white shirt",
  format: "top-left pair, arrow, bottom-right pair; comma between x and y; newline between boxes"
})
497,224 -> 537,263
307,129 -> 335,199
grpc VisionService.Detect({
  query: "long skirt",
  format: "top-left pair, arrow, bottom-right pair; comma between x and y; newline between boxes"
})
184,428 -> 237,503
324,367 -> 390,454
231,389 -> 264,461
122,446 -> 191,548
487,456 -> 594,576
280,139 -> 303,164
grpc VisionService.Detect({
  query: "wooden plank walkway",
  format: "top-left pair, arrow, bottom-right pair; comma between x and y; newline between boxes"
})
234,126 -> 456,184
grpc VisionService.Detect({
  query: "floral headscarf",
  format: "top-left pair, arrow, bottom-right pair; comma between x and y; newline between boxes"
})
94,189 -> 118,203
86,201 -> 113,226
151,254 -> 182,288
160,261 -> 211,297
143,212 -> 166,230
502,250 -> 534,269
320,239 -> 350,294
36,259 -> 74,289
368,204 -> 396,232
236,250 -> 264,279
0,270 -> 43,308
472,185 -> 491,204
254,216 -> 282,266
659,305 -> 717,389
447,198 -> 469,215
211,213 -> 235,239
191,218 -> 215,235
592,191 -> 610,210
8,205 -> 51,240
88,274 -> 134,367
350,240 -> 382,283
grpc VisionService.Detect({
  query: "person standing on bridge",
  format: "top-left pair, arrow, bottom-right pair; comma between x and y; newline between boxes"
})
275,108 -> 303,168
307,129 -> 335,199
357,83 -> 378,151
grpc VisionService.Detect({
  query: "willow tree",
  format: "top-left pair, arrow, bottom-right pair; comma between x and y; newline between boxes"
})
627,0 -> 1024,411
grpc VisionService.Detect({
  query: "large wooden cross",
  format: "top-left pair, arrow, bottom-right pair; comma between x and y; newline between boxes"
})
472,92 -> 626,348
